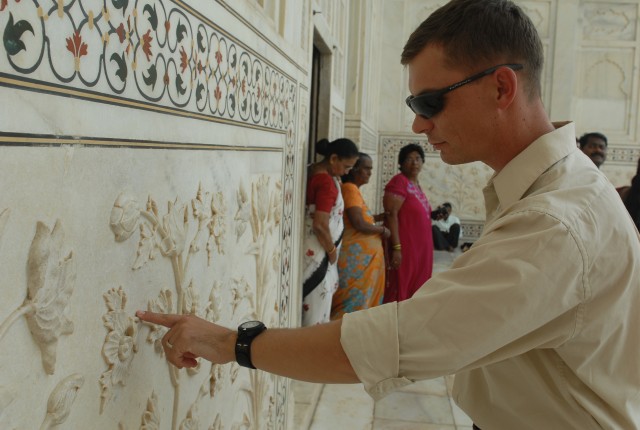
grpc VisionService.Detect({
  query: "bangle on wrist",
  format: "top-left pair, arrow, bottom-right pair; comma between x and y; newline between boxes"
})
327,245 -> 336,255
392,243 -> 401,250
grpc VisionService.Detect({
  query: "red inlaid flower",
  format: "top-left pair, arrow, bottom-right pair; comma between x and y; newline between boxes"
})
215,50 -> 222,65
116,23 -> 126,43
141,29 -> 153,61
66,30 -> 88,58
305,249 -> 314,257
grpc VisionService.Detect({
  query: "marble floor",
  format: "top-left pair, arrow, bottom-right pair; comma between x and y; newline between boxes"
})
293,250 -> 473,429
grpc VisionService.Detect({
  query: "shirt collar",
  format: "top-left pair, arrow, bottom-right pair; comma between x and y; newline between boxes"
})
489,122 -> 576,210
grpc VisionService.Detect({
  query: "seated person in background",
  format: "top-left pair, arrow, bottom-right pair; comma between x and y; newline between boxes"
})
431,202 -> 461,252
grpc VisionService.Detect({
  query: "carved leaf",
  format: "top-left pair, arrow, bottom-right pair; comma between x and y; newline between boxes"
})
133,223 -> 156,270
179,404 -> 199,430
160,199 -> 187,257
182,280 -> 199,315
253,176 -> 270,223
25,220 -> 76,374
146,290 -> 172,354
191,183 -> 207,221
41,373 -> 84,429
235,183 -> 250,240
140,391 -> 160,430
209,413 -> 222,430
208,364 -> 223,397
110,193 -> 140,242
204,282 -> 222,323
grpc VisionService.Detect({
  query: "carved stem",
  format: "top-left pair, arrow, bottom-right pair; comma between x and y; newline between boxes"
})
171,257 -> 183,314
0,303 -> 36,342
168,363 -> 180,430
39,414 -> 53,430
169,253 -> 183,430
140,211 -> 169,238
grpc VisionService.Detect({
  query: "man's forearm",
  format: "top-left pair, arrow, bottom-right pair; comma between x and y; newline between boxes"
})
251,319 -> 360,383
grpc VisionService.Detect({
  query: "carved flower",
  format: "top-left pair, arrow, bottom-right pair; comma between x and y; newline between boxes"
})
100,287 -> 138,413
41,373 -> 84,429
159,200 -> 187,257
110,193 -> 140,242
25,220 -> 76,375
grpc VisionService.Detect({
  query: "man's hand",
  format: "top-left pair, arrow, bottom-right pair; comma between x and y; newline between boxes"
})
136,311 -> 236,368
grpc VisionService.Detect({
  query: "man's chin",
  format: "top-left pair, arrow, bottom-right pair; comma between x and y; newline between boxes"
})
439,152 -> 466,166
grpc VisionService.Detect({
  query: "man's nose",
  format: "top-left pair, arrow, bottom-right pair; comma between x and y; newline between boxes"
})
412,114 -> 434,135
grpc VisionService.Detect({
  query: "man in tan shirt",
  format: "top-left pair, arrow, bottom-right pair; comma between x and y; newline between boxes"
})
137,1 -> 640,428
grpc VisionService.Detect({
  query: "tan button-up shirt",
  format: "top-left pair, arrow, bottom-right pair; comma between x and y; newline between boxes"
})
341,123 -> 640,429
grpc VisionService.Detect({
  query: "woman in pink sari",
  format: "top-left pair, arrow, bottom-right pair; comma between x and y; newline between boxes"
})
383,143 -> 433,302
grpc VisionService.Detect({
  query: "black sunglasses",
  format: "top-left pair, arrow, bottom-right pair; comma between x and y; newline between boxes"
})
405,63 -> 524,119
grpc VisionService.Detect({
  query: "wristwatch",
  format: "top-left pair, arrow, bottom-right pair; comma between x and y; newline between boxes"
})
235,320 -> 267,369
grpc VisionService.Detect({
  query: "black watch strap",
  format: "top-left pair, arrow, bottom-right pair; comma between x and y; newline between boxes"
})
235,321 -> 267,369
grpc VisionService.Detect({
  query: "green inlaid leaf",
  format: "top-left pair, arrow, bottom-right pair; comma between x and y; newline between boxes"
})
110,52 -> 128,82
143,64 -> 157,89
3,13 -> 34,56
196,83 -> 204,102
197,31 -> 205,53
111,0 -> 129,13
176,21 -> 187,43
175,75 -> 186,95
143,4 -> 158,30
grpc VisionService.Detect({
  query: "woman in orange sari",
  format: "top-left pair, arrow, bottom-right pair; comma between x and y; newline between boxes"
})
331,153 -> 390,319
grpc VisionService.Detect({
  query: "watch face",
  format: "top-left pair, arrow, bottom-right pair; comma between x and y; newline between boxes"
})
241,321 -> 262,329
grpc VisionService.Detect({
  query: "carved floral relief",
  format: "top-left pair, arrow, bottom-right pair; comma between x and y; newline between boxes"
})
40,373 -> 85,430
0,219 -> 76,375
100,287 -> 139,413
108,177 -> 282,429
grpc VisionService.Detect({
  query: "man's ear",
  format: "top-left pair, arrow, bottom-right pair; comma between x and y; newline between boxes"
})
494,66 -> 518,109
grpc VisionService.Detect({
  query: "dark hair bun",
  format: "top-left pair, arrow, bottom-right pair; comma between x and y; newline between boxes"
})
315,138 -> 330,156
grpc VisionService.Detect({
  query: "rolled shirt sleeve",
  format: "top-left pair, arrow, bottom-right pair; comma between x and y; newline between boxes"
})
341,303 -> 413,399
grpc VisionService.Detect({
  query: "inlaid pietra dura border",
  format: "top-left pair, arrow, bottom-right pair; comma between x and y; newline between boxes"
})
0,0 -> 297,132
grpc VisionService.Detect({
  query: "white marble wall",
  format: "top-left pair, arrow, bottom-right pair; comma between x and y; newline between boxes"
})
0,0 -> 307,428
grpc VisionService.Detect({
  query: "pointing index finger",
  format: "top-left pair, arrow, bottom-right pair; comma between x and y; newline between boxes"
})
135,310 -> 181,328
